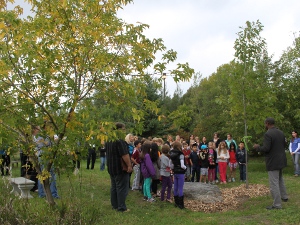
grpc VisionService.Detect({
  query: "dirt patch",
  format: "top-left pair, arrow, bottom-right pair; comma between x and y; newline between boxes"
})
185,184 -> 269,213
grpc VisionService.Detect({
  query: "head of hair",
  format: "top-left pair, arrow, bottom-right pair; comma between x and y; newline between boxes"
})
208,141 -> 214,149
134,140 -> 141,147
150,142 -> 159,162
265,117 -> 275,125
214,132 -> 219,138
291,130 -> 298,142
218,141 -> 227,155
115,122 -> 125,130
192,143 -> 198,148
140,141 -> 151,160
229,142 -> 236,152
172,141 -> 182,151
125,133 -> 133,144
162,144 -> 170,154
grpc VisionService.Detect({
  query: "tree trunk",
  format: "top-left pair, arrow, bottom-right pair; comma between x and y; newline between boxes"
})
43,178 -> 55,206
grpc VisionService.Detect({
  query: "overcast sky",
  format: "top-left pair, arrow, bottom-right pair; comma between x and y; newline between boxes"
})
17,1 -> 300,95
118,0 -> 300,95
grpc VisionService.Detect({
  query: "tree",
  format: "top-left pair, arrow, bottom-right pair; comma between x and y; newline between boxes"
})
0,0 -> 193,205
231,20 -> 278,139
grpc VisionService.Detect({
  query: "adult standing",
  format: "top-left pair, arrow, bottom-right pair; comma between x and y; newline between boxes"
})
212,132 -> 221,149
106,123 -> 132,212
225,133 -> 237,149
253,117 -> 288,210
289,130 -> 300,177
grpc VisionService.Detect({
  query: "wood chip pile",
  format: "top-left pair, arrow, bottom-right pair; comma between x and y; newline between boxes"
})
185,184 -> 270,213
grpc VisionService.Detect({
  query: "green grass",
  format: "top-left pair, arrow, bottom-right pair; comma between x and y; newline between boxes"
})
1,153 -> 300,225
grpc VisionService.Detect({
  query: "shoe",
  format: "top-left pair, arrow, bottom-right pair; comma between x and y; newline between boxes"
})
232,178 -> 235,182
266,205 -> 281,210
118,209 -> 130,212
282,198 -> 288,202
294,174 -> 298,177
228,179 -> 231,183
143,196 -> 148,201
223,181 -> 227,184
147,197 -> 156,202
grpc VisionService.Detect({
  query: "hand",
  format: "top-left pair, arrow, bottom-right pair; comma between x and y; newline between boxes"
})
127,166 -> 133,173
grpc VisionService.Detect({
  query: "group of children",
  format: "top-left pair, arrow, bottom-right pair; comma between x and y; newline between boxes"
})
183,140 -> 247,184
129,136 -> 247,209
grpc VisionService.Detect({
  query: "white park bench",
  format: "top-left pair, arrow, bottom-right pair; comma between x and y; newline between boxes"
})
9,177 -> 35,199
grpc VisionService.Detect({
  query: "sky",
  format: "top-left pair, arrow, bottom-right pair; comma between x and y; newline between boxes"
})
16,0 -> 300,96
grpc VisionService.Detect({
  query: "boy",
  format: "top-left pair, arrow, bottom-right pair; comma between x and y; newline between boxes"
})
182,142 -> 191,181
189,143 -> 200,182
199,145 -> 209,183
131,140 -> 142,190
236,141 -> 247,182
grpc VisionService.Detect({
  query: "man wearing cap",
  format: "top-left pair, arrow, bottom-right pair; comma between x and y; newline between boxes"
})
253,117 -> 288,210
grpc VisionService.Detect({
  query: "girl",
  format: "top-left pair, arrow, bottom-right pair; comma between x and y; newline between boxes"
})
217,141 -> 229,184
228,142 -> 238,182
140,141 -> 156,202
131,140 -> 142,190
289,130 -> 300,177
207,142 -> 217,184
169,141 -> 186,209
160,144 -> 173,202
150,142 -> 161,198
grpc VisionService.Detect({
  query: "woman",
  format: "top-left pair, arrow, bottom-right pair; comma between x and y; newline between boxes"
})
289,130 -> 300,177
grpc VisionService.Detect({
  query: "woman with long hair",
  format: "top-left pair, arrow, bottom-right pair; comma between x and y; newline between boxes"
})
289,130 -> 300,177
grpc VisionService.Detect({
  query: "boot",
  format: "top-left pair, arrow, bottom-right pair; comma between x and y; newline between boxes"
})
178,196 -> 185,209
174,196 -> 179,207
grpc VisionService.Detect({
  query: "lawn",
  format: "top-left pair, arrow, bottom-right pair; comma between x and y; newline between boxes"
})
1,153 -> 300,225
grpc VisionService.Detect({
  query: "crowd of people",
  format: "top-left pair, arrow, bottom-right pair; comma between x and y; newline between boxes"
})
105,118 -> 300,211
105,123 -> 249,211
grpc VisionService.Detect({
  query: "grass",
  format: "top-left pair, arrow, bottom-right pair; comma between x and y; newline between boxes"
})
1,153 -> 300,225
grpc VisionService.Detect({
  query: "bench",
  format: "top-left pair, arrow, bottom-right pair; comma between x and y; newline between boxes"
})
9,177 -> 35,199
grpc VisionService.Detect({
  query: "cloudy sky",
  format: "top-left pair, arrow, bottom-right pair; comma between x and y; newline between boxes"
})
17,1 -> 300,95
118,0 -> 300,95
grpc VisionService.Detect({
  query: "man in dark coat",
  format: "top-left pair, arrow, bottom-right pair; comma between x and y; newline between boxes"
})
106,122 -> 132,212
254,117 -> 288,210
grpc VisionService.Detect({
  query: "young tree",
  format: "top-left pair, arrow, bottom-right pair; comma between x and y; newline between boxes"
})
0,0 -> 193,205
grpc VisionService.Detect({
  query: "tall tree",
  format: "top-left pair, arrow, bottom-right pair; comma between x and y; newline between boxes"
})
0,0 -> 193,205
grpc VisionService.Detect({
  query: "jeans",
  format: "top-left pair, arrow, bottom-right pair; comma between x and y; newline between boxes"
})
239,163 -> 246,181
191,166 -> 200,182
100,156 -> 106,171
161,176 -> 172,201
292,153 -> 300,175
38,167 -> 59,198
173,174 -> 185,197
110,173 -> 129,211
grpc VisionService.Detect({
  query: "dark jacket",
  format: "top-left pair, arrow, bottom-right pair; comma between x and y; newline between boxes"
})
169,149 -> 185,174
236,148 -> 246,164
257,127 -> 287,171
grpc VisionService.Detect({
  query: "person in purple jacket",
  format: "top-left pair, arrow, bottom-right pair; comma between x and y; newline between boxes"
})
140,141 -> 156,202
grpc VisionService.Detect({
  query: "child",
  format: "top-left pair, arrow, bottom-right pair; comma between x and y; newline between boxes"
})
131,140 -> 142,190
169,141 -> 186,209
140,141 -> 156,202
150,142 -> 161,198
217,141 -> 229,184
236,141 -> 247,182
199,145 -> 209,183
228,142 -> 238,182
160,144 -> 173,202
182,142 -> 191,181
207,142 -> 217,184
189,143 -> 200,182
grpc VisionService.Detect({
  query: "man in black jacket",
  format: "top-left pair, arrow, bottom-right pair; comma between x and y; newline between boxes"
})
254,117 -> 288,210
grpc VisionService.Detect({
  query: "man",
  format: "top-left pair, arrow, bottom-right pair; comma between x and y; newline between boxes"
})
106,122 -> 132,212
253,117 -> 288,210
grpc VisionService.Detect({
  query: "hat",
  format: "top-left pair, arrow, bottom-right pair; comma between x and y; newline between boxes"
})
201,145 -> 207,150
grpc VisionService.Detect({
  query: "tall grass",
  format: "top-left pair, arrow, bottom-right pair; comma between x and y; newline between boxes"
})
1,153 -> 300,225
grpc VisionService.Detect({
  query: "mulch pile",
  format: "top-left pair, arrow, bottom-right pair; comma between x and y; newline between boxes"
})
185,184 -> 270,212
